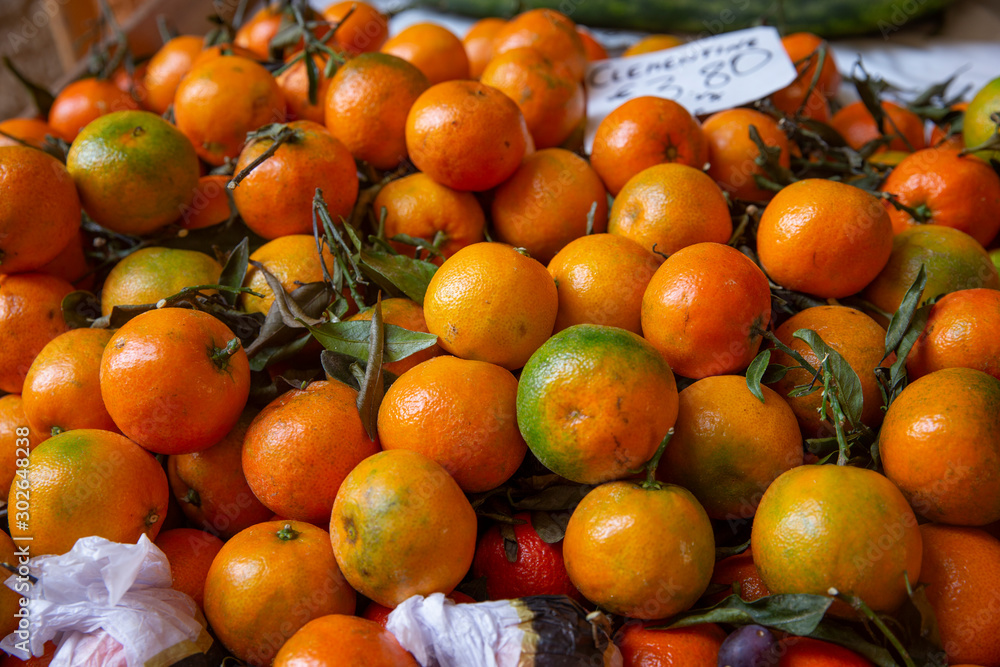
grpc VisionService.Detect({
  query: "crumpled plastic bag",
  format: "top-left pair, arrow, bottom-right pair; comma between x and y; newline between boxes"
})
0,534 -> 213,667
386,593 -> 622,667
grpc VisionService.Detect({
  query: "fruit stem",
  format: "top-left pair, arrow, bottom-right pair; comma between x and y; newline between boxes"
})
642,430 -> 673,489
277,523 -> 300,541
828,588 -> 916,667
228,126 -> 296,190
211,338 -> 242,369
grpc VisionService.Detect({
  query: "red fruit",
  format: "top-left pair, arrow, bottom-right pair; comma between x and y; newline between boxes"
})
471,512 -> 581,601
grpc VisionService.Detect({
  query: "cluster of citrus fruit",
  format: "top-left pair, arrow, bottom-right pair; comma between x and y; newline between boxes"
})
2,0 -> 1000,665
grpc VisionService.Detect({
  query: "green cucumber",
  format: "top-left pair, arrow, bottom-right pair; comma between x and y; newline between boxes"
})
409,0 -> 955,38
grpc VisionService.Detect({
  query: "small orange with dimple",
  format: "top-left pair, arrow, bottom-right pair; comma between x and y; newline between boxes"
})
323,1 -> 389,55
47,77 -> 140,142
378,355 -> 526,492
590,96 -> 708,196
907,288 -> 1000,381
380,23 -> 470,84
547,233 -> 662,335
143,35 -> 204,115
100,308 -> 250,455
491,148 -> 608,264
757,178 -> 894,298
406,80 -> 528,192
372,172 -> 485,264
463,17 -> 506,78
641,243 -> 771,380
274,615 -> 417,667
608,162 -> 732,256
423,242 -> 558,371
173,55 -> 286,166
702,107 -> 790,202
492,9 -> 588,82
324,52 -> 430,171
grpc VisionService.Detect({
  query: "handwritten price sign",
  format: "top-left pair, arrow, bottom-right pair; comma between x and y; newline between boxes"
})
583,26 -> 797,152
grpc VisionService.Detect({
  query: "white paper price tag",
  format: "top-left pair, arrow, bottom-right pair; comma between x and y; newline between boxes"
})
583,26 -> 797,153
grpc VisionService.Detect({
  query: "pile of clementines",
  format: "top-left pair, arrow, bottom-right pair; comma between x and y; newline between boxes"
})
2,1 -> 1000,665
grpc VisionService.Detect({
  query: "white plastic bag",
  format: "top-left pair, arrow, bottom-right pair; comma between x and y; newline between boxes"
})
0,534 -> 212,667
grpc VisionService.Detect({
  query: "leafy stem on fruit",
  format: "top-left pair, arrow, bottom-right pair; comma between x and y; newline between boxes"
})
228,125 -> 298,190
211,337 -> 243,369
828,588 -> 917,667
641,430 -> 673,489
313,188 -> 368,309
277,523 -> 300,541
880,192 -> 931,224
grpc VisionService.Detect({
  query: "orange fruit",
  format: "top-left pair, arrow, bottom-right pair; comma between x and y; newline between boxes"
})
322,1 -> 389,55
22,328 -> 116,436
608,162 -> 732,256
880,147 -> 1000,247
347,298 -> 443,376
37,229 -> 92,290
173,55 -> 286,166
929,102 -> 969,150
771,81 -> 832,122
239,234 -> 337,315
371,172 -> 485,263
617,622 -> 725,666
168,411 -> 274,540
423,242 -> 557,370
324,52 -> 430,171
964,76 -> 1000,161
768,306 -> 892,438
177,174 -> 233,230
47,77 -> 141,142
546,233 -> 662,335
381,22 -> 470,84
863,225 -> 1000,318
330,449 -> 478,607
517,324 -> 678,484
243,380 -> 379,525
143,35 -> 204,115
0,117 -> 63,148
659,375 -> 803,521
471,511 -> 581,601
10,428 -> 168,555
100,246 -> 222,316
757,178 -> 893,298
751,464 -> 922,616
100,308 -> 250,455
491,148 -> 608,263
67,110 -> 199,236
154,527 -> 224,609
881,367 -> 1000,526
406,80 -> 528,192
233,3 -> 286,58
907,288 -> 1000,381
463,17 -> 506,79
276,53 -> 333,125
622,34 -> 684,56
492,9 -> 587,82
781,32 -> 842,99
0,273 -> 72,394
273,614 -> 417,666
709,547 -> 770,603
232,120 -> 358,239
777,637 -> 875,666
590,96 -> 708,196
190,43 -> 261,68
204,520 -> 356,666
831,100 -> 927,153
0,145 -> 81,274
377,355 -> 526,492
577,26 -> 607,61
702,107 -> 790,202
563,480 -> 715,619
480,47 -> 584,149
0,394 -> 47,499
918,523 -> 1000,666
641,242 -> 771,379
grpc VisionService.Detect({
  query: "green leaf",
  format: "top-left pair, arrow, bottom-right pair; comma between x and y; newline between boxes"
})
244,281 -> 334,360
884,303 -> 933,406
793,329 -> 864,427
320,350 -> 360,390
306,320 -> 438,363
882,265 -> 927,364
805,620 -> 900,667
356,297 -> 385,440
218,238 -> 250,307
659,593 -> 833,635
746,349 -> 771,403
249,259 -> 325,329
359,248 -> 438,305
61,291 -> 102,329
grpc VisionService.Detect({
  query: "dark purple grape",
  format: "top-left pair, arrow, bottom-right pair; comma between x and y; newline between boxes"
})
717,624 -> 779,667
